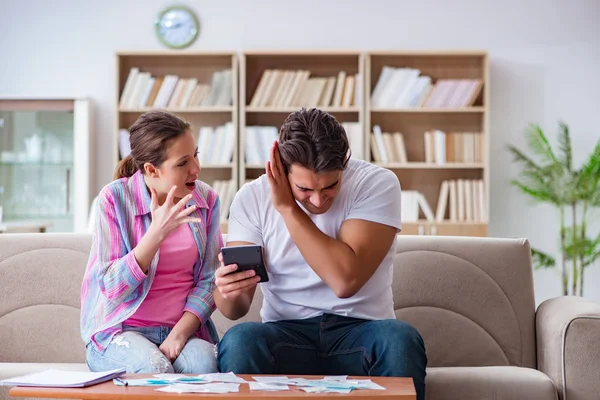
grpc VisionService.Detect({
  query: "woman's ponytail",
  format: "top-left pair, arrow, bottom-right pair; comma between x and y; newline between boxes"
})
113,154 -> 137,179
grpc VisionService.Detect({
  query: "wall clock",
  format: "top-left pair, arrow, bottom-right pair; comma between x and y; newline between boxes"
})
155,6 -> 199,49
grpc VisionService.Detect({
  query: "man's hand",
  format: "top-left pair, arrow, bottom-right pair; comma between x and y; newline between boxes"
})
266,141 -> 297,214
215,253 -> 261,300
159,332 -> 187,362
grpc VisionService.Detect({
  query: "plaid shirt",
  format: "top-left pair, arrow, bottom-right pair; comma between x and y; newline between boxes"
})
80,170 -> 221,351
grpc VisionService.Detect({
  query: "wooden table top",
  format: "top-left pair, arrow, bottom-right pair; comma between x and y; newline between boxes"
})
9,374 -> 416,400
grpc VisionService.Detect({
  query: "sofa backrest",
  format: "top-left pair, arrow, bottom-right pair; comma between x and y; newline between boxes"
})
0,233 -> 91,363
212,235 -> 538,369
0,233 -> 536,369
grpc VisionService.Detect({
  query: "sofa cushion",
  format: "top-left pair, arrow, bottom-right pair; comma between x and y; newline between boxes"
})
426,366 -> 558,400
0,234 -> 90,363
393,236 -> 537,369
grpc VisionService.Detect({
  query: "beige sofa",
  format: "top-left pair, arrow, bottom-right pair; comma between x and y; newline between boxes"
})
1,233 -> 599,400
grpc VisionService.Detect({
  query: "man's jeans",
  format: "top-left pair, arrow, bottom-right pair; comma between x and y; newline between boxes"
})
218,314 -> 427,400
86,325 -> 218,374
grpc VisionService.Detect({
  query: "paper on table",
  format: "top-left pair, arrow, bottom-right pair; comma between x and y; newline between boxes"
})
156,383 -> 240,393
0,368 -> 126,388
198,372 -> 248,383
300,386 -> 353,394
251,376 -> 290,383
249,382 -> 290,391
323,375 -> 349,382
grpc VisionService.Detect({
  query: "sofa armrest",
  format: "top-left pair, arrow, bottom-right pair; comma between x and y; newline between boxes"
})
536,296 -> 600,400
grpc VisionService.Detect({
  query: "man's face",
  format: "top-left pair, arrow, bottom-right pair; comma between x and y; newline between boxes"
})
287,164 -> 343,215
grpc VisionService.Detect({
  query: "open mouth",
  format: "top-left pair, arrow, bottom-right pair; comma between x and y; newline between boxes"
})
185,181 -> 196,189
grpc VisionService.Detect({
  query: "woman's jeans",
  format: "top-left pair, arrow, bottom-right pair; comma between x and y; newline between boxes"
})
86,325 -> 217,374
218,314 -> 427,400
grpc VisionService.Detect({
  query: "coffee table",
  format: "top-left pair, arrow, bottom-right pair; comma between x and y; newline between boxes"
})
9,374 -> 416,399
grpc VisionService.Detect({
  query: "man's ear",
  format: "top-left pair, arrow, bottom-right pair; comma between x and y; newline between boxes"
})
144,162 -> 159,178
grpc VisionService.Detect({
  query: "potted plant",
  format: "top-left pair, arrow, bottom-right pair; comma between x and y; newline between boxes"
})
507,122 -> 600,296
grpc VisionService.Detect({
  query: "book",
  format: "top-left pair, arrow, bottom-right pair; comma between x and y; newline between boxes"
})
0,368 -> 125,388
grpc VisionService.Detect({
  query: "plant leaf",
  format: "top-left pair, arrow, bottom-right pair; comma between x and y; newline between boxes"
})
557,122 -> 573,171
531,248 -> 556,270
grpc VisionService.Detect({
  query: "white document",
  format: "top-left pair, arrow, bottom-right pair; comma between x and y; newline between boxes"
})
0,368 -> 126,388
249,382 -> 290,391
300,386 -> 353,394
251,376 -> 290,383
156,383 -> 240,393
324,375 -> 349,381
197,372 -> 248,383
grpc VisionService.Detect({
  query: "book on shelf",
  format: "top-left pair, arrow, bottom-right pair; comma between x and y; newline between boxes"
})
211,179 -> 236,221
370,65 -> 482,108
435,179 -> 486,222
249,69 -> 360,108
401,191 -> 434,222
423,130 -> 483,164
342,122 -> 363,160
196,122 -> 235,165
119,67 -> 233,110
370,125 -> 407,164
245,126 -> 279,165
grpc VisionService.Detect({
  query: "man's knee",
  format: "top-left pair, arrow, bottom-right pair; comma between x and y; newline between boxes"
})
217,322 -> 273,372
219,322 -> 270,353
372,319 -> 426,355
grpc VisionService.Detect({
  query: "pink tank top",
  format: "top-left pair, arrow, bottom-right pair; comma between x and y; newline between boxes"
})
123,223 -> 199,328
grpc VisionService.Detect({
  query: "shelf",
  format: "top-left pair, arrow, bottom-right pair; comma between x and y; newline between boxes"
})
246,106 -> 360,113
119,107 -> 233,113
371,107 -> 484,113
0,161 -> 74,167
245,164 -> 266,169
116,52 -> 239,197
375,162 -> 484,169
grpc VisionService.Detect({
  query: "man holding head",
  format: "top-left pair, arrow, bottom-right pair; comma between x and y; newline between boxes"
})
214,108 -> 427,400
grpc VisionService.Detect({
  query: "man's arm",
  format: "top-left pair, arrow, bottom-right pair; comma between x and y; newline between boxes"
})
213,241 -> 260,320
281,208 -> 396,298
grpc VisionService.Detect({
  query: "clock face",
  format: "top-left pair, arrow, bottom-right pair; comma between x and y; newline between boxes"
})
155,7 -> 199,48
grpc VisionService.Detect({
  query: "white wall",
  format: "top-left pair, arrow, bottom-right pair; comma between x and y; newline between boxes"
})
2,0 -> 599,304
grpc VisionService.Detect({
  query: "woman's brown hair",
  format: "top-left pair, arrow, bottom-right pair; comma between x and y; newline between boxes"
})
114,111 -> 191,179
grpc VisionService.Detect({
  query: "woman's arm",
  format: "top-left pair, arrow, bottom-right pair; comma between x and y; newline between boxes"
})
182,193 -> 222,326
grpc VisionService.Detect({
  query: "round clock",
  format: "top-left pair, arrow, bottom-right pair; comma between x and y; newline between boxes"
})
155,6 -> 199,49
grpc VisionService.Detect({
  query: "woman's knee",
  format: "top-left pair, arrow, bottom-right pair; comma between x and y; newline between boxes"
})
175,338 -> 218,374
91,332 -> 175,373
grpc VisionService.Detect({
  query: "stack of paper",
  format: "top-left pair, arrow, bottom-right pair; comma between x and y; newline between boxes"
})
0,368 -> 126,388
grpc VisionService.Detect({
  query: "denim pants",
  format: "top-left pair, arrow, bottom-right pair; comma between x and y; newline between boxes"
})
86,325 -> 218,374
217,314 -> 427,400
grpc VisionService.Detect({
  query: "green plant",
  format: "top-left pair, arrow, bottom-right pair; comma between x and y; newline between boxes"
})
507,122 -> 600,296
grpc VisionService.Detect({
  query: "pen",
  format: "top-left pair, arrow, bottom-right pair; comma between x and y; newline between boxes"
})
114,377 -> 128,386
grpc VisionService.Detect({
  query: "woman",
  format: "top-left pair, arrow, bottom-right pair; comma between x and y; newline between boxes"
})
81,110 -> 221,373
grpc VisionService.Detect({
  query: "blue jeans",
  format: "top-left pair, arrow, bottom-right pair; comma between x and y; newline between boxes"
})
217,314 -> 427,400
86,326 -> 217,374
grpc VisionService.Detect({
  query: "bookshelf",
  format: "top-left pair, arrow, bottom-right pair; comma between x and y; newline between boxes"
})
115,52 -> 238,230
365,51 -> 489,237
240,51 -> 364,184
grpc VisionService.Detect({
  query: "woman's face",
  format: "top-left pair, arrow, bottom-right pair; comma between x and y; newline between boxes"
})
152,129 -> 201,201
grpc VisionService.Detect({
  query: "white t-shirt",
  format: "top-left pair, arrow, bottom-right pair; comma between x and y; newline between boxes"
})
226,158 -> 402,322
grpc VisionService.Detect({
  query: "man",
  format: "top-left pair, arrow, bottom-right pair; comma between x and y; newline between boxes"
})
214,108 -> 426,400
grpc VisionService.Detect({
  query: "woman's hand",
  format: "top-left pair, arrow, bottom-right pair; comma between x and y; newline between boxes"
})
149,185 -> 201,242
159,332 -> 187,362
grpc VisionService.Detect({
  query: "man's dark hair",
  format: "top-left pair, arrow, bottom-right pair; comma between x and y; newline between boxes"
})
278,108 -> 350,173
